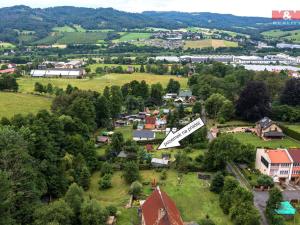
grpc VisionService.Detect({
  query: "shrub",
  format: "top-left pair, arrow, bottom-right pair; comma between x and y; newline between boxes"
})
160,170 -> 167,180
99,174 -> 112,190
129,181 -> 143,198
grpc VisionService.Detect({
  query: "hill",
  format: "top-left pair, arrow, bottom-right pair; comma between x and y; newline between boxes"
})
0,5 -> 298,44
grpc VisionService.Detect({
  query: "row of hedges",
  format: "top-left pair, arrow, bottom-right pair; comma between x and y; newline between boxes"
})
279,124 -> 300,142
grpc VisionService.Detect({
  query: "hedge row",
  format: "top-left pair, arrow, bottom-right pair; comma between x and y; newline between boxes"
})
279,124 -> 300,141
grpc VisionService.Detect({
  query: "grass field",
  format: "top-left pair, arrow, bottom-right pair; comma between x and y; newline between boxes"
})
18,73 -> 188,93
184,39 -> 238,49
53,26 -> 77,32
115,32 -> 152,42
285,124 -> 300,133
232,133 -> 300,148
86,170 -> 232,225
34,31 -> 107,45
0,42 -> 15,49
89,64 -> 141,73
0,92 -> 52,118
262,29 -> 300,43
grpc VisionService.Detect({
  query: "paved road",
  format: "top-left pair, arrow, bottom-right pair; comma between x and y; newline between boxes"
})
227,162 -> 269,225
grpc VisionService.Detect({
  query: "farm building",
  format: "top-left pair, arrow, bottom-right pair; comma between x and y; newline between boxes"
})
133,130 -> 155,141
96,136 -> 109,144
255,117 -> 284,139
30,68 -> 86,78
140,186 -> 184,225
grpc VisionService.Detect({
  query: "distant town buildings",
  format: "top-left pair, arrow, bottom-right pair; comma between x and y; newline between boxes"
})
277,43 -> 300,49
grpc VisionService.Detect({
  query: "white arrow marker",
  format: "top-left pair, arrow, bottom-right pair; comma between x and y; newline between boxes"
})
158,117 -> 204,150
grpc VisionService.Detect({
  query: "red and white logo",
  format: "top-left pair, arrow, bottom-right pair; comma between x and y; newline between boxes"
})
272,10 -> 300,20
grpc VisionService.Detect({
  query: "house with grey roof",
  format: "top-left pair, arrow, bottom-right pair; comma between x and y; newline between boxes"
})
255,117 -> 284,139
133,130 -> 155,141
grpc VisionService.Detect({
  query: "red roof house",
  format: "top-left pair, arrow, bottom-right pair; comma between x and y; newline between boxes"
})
145,116 -> 156,130
141,187 -> 184,225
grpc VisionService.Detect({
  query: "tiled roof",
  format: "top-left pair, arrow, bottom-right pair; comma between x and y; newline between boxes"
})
141,187 -> 184,225
146,116 -> 156,125
266,149 -> 291,164
288,149 -> 300,163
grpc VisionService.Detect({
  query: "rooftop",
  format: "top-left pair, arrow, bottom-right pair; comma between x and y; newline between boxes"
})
275,201 -> 296,215
288,148 -> 300,163
266,149 -> 291,164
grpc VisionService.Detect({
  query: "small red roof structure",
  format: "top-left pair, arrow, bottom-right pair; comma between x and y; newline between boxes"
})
97,136 -> 109,143
146,144 -> 153,151
141,187 -> 184,225
0,68 -> 16,74
146,116 -> 156,125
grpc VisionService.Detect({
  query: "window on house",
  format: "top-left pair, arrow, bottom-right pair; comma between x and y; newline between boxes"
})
261,156 -> 269,168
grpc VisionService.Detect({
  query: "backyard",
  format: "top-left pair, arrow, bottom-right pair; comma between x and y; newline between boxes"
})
86,169 -> 232,225
232,133 -> 300,148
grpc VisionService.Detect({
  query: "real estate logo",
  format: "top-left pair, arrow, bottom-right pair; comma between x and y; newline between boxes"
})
272,10 -> 300,25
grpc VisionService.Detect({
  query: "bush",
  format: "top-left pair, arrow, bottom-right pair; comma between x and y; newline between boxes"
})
100,162 -> 113,177
99,174 -> 112,190
160,170 -> 167,180
106,205 -> 117,216
129,181 -> 143,198
210,172 -> 225,193
257,175 -> 274,188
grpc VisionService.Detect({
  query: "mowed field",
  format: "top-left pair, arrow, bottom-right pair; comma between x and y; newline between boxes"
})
262,29 -> 300,43
18,73 -> 188,93
34,31 -> 108,45
0,42 -> 15,49
0,92 -> 52,118
184,39 -> 238,49
232,133 -> 300,148
114,32 -> 152,42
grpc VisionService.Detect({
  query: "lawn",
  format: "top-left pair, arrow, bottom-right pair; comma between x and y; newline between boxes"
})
18,73 -> 188,93
232,133 -> 300,148
184,39 -> 238,49
53,26 -> 76,32
115,32 -> 152,42
86,170 -> 232,225
262,29 -> 300,43
285,124 -> 300,133
33,31 -> 108,45
0,92 -> 52,118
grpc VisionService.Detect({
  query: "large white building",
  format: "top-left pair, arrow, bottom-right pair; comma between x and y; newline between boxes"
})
30,68 -> 86,78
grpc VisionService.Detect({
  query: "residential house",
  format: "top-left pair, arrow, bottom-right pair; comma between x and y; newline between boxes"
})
133,130 -> 155,141
163,93 -> 178,100
156,118 -> 167,129
255,117 -> 284,139
115,120 -> 127,127
178,90 -> 193,100
96,136 -> 109,144
141,186 -> 184,225
255,148 -> 293,183
151,158 -> 169,167
145,116 -> 156,130
287,148 -> 300,184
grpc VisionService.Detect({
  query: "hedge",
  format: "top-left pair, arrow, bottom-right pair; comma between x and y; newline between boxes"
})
279,124 -> 300,141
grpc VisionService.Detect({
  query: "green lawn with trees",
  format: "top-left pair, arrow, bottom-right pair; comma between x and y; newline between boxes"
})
18,74 -> 188,93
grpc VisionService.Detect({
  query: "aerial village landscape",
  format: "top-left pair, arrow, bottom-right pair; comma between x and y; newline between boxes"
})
1,2 -> 300,225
